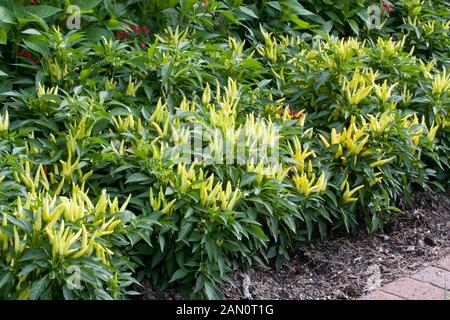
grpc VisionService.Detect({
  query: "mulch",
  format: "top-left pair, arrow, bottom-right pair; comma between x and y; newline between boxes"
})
135,191 -> 450,300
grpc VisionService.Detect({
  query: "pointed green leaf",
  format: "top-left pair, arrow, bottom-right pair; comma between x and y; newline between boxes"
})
169,269 -> 188,283
348,19 -> 360,36
0,6 -> 15,24
0,27 -> 6,45
26,5 -> 62,19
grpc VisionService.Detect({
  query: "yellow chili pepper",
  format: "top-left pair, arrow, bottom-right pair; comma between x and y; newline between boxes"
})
342,182 -> 364,204
369,156 -> 396,168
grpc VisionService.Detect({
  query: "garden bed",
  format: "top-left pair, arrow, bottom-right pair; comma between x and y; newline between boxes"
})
1,1 -> 450,300
136,191 -> 450,300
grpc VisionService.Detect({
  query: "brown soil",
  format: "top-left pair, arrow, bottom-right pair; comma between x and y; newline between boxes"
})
136,191 -> 450,300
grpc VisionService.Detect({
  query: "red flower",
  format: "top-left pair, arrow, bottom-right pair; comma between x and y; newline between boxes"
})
18,51 -> 37,64
31,0 -> 39,5
382,1 -> 394,13
19,51 -> 32,59
115,32 -> 122,40
135,25 -> 141,33
140,42 -> 147,49
143,26 -> 150,34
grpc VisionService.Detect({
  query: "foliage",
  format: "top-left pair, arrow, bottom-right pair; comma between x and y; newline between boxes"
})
0,0 -> 449,299
0,165 -> 139,299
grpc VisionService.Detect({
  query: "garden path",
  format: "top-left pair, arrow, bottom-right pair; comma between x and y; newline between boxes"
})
360,254 -> 450,300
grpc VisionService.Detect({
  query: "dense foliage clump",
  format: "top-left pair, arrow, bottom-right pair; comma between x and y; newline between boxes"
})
0,0 -> 449,299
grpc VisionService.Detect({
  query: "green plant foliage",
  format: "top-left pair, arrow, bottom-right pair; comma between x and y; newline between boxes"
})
0,0 -> 449,300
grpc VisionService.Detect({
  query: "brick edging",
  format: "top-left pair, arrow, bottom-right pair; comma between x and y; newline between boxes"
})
359,254 -> 450,300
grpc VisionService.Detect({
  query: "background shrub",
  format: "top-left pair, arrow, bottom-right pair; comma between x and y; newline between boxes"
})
0,0 -> 448,299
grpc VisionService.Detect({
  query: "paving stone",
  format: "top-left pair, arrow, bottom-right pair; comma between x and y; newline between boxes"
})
381,277 -> 446,300
411,266 -> 450,289
432,255 -> 450,272
359,290 -> 404,300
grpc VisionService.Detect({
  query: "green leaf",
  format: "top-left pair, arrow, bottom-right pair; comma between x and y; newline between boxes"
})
204,280 -> 221,300
281,214 -> 296,232
0,27 -> 6,45
249,225 -> 269,242
218,10 -> 240,25
147,39 -> 159,60
21,28 -> 41,35
240,173 -> 256,187
288,14 -> 310,29
23,38 -> 49,56
72,0 -> 103,10
125,172 -> 149,184
194,275 -> 204,293
169,269 -> 188,283
294,8 -> 315,16
85,26 -> 113,42
26,5 -> 62,19
325,10 -> 342,25
0,272 -> 13,288
21,12 -> 48,31
29,276 -> 48,300
177,222 -> 192,242
387,206 -> 402,213
180,0 -> 198,10
18,264 -> 39,277
283,0 -> 316,17
370,214 -> 379,233
105,18 -> 125,30
62,285 -> 74,300
94,289 -> 113,300
303,212 -> 313,239
161,62 -> 172,89
239,6 -> 258,19
348,19 -> 360,36
158,233 -> 166,252
18,248 -> 46,262
0,6 -> 15,24
267,1 -> 282,11
318,220 -> 328,239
